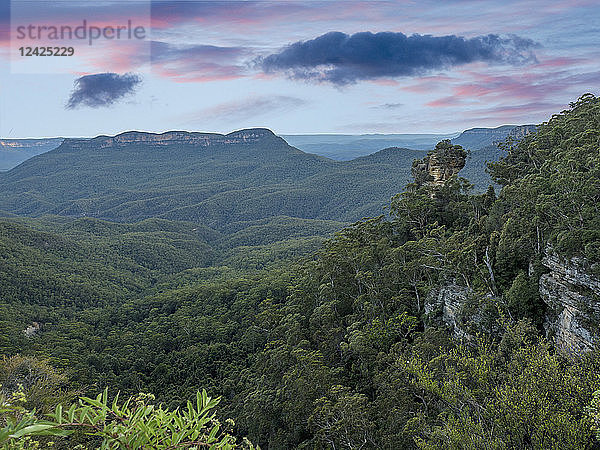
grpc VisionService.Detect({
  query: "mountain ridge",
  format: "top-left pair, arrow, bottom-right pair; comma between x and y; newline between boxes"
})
56,128 -> 283,151
0,128 -> 418,228
0,125 -> 534,171
451,124 -> 536,149
0,138 -> 65,171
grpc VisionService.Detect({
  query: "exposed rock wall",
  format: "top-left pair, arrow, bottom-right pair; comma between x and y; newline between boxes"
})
424,252 -> 599,355
540,252 -> 600,354
59,128 -> 280,150
425,283 -> 499,341
425,283 -> 468,331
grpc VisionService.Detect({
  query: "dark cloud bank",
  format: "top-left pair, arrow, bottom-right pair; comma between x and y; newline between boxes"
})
66,73 -> 142,109
259,31 -> 539,85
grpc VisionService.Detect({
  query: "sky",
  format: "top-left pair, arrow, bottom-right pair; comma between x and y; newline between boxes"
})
0,0 -> 598,138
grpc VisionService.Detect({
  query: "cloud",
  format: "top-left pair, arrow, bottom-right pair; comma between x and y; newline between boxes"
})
151,1 -> 306,29
183,95 -> 306,124
0,0 -> 8,45
450,69 -> 600,105
426,96 -> 465,108
258,31 -> 539,85
421,69 -> 600,126
151,41 -> 250,82
372,102 -> 404,109
66,73 -> 142,109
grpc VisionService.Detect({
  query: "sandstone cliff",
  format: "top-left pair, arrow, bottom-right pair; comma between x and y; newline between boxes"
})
424,283 -> 470,339
540,251 -> 600,354
424,283 -> 499,340
425,251 -> 600,355
60,128 -> 279,150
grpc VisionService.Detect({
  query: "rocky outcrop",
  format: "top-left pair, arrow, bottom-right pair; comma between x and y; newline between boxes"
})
425,283 -> 500,341
23,322 -> 40,338
412,140 -> 467,187
424,251 -> 599,355
424,283 -> 470,338
540,252 -> 600,354
508,124 -> 537,141
425,152 -> 466,186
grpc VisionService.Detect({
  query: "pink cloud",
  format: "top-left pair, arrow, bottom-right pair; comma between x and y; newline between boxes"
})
153,63 -> 245,83
149,41 -> 250,83
401,74 -> 456,93
83,41 -> 149,73
533,56 -> 588,68
426,96 -> 465,108
369,79 -> 400,87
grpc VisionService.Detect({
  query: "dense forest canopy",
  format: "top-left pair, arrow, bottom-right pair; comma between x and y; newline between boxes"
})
1,95 -> 600,448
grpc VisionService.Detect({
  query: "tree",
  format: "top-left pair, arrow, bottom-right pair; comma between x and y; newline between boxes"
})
308,385 -> 375,450
402,321 -> 600,449
587,390 -> 600,442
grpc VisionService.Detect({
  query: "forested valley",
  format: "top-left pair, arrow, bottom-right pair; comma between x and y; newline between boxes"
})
1,95 -> 600,449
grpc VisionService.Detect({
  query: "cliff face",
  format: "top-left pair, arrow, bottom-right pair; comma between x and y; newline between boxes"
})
424,283 -> 499,340
451,124 -> 536,150
424,283 -> 470,338
425,152 -> 467,186
540,252 -> 600,354
425,252 -> 600,355
508,124 -> 537,140
0,138 -> 64,149
61,128 -> 279,150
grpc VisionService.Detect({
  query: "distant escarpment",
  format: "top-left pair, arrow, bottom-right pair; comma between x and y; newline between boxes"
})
61,128 -> 280,151
451,124 -> 537,150
0,128 -> 425,228
0,138 -> 64,171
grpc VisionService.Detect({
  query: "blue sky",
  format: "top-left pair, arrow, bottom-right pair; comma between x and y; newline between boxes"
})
0,0 -> 599,138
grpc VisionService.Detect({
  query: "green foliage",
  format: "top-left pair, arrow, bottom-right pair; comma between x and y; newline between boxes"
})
403,321 -> 600,449
308,385 -> 375,449
588,390 -> 600,442
1,387 -> 254,449
0,356 -> 73,416
489,93 -> 600,262
1,96 -> 600,448
1,388 -> 70,450
505,272 -> 544,325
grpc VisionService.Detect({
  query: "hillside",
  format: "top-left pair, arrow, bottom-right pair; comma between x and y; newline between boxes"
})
449,124 -> 536,188
283,126 -> 537,190
283,132 -> 456,160
0,127 -> 527,173
450,124 -> 536,149
1,95 -> 600,449
0,138 -> 64,170
0,129 -> 429,228
0,126 -> 533,193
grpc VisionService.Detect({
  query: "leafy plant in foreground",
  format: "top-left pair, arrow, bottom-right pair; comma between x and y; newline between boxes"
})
1,388 -> 255,449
